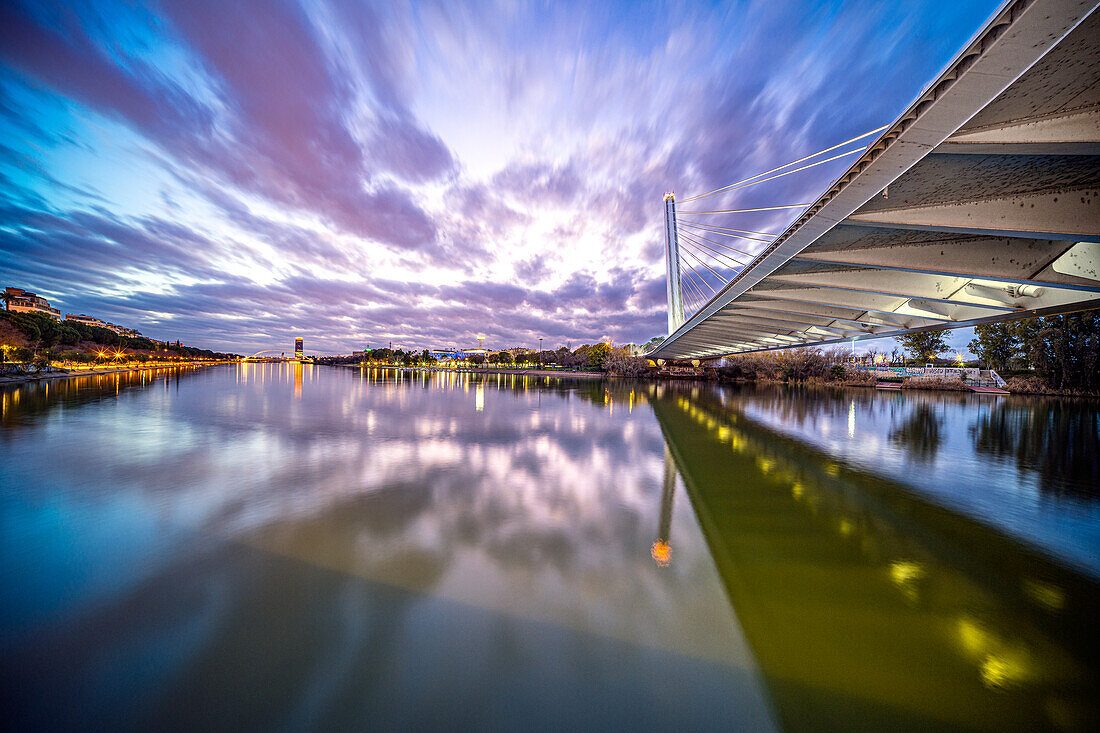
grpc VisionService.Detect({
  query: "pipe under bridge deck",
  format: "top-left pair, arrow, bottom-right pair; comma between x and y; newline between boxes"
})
653,0 -> 1100,361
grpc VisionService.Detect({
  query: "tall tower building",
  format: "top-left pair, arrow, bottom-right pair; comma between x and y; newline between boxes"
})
294,337 -> 304,360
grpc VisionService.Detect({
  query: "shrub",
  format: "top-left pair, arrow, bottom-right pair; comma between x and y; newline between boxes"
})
602,354 -> 651,377
839,371 -> 878,386
1004,376 -> 1052,394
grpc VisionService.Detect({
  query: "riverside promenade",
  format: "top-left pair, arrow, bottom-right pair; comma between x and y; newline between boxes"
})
0,362 -> 230,386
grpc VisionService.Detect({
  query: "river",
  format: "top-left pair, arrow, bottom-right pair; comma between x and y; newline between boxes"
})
1,364 -> 1097,731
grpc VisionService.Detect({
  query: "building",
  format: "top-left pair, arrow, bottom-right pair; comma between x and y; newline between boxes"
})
429,348 -> 489,361
294,337 -> 304,360
5,287 -> 62,320
65,313 -> 143,338
66,313 -> 109,328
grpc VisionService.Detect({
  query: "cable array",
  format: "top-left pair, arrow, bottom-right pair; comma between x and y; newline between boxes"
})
678,126 -> 887,203
671,125 -> 888,318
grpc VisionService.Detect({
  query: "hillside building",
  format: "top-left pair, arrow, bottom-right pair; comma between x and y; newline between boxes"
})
5,287 -> 62,320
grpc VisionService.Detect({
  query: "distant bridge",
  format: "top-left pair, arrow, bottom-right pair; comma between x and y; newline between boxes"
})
244,349 -> 287,360
654,0 -> 1100,360
244,348 -> 312,361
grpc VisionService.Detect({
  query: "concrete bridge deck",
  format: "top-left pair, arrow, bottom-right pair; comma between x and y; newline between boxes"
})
654,0 -> 1100,360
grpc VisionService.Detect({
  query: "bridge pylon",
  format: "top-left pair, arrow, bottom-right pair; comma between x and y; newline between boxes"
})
664,193 -> 685,335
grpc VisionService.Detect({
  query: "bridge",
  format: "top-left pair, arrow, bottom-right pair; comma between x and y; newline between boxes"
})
244,349 -> 289,360
243,337 -> 309,361
652,0 -> 1100,361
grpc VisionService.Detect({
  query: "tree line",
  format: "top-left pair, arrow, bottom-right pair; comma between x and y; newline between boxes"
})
320,343 -> 651,376
1,310 -> 238,363
965,312 -> 1099,392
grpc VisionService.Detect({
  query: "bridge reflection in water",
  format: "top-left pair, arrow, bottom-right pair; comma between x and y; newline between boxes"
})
1,367 -> 1097,730
649,383 -> 1098,731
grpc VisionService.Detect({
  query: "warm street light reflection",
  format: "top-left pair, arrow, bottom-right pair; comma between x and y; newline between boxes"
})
651,540 -> 671,567
652,445 -> 677,568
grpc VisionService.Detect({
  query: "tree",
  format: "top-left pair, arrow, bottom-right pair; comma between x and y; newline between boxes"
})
468,354 -> 486,366
896,331 -> 949,363
587,342 -> 611,369
1018,311 -> 1100,392
968,323 -> 1021,371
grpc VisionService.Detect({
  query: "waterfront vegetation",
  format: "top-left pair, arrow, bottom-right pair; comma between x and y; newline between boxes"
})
0,310 -> 238,366
318,343 -> 652,376
714,311 -> 1100,396
5,306 -> 1096,394
968,312 -> 1100,394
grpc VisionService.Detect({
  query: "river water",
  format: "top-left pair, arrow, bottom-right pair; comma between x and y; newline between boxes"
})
1,364 -> 1097,731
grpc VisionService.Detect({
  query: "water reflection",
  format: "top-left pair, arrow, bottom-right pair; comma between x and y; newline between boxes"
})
1,366 -> 1097,731
1,367 -> 201,430
732,383 -> 1100,575
888,403 -> 943,460
1,365 -> 774,731
651,447 -> 677,568
971,398 -> 1100,499
650,383 -> 1099,731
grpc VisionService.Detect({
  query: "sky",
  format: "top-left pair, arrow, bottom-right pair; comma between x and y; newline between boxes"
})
0,0 -> 1004,356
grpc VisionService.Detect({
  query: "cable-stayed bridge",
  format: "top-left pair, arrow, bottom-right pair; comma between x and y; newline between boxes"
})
653,0 -> 1100,361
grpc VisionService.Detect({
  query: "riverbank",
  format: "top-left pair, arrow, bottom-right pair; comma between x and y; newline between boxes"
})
344,364 -> 608,380
0,362 -> 225,387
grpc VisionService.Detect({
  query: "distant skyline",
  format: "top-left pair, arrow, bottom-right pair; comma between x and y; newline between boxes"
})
1,0 -> 1002,355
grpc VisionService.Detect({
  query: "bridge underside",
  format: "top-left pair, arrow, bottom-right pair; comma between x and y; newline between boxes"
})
654,0 -> 1100,360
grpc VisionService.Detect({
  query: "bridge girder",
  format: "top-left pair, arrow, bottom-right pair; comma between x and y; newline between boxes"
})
654,0 -> 1100,361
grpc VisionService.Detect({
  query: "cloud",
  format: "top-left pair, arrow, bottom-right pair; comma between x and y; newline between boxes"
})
0,0 -> 1003,353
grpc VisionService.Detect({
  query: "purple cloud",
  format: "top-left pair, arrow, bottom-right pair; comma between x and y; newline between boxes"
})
0,0 -> 1003,354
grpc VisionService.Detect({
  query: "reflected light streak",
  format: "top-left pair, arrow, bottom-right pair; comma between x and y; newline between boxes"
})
651,540 -> 671,567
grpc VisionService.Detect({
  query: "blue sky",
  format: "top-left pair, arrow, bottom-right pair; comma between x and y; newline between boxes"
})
0,0 -> 1002,354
